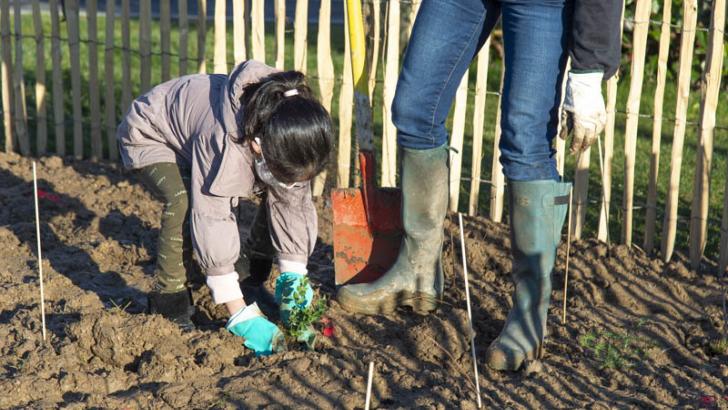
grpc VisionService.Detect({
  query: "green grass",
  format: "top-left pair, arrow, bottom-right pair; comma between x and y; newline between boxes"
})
6,12 -> 728,259
578,324 -> 657,370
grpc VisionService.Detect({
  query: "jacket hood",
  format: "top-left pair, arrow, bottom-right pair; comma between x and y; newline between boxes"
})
219,60 -> 280,138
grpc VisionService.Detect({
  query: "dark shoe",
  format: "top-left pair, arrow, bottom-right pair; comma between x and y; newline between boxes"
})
485,180 -> 570,371
148,290 -> 195,331
336,145 -> 448,315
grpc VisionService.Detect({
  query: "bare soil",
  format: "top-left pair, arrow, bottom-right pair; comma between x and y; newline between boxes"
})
1,151 -> 726,409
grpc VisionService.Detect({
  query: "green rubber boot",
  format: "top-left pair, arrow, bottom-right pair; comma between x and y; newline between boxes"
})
336,145 -> 448,315
485,180 -> 571,371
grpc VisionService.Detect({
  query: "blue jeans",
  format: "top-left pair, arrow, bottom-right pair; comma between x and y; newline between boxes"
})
392,0 -> 570,181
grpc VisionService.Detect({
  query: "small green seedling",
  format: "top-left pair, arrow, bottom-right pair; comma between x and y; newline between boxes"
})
579,325 -> 655,370
285,276 -> 328,343
709,338 -> 728,356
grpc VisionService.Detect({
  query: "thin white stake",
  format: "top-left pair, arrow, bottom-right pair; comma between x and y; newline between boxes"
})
561,187 -> 574,325
458,213 -> 482,409
596,135 -> 610,246
32,161 -> 47,342
365,361 -> 374,410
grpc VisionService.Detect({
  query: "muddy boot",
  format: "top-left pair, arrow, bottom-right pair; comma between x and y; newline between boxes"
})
148,290 -> 195,331
336,145 -> 448,315
485,180 -> 570,371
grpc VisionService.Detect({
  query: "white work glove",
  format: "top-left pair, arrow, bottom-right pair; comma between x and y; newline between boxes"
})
560,71 -> 607,154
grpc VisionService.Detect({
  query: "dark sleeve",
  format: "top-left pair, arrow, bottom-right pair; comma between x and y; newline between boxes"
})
569,0 -> 623,79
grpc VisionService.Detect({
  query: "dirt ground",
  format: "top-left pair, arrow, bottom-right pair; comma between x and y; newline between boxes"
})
1,151 -> 726,409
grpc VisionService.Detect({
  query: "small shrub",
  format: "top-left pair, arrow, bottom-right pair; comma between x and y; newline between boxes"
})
579,325 -> 656,370
285,276 -> 327,343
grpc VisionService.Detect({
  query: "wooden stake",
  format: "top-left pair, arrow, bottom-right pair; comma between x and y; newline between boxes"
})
160,0 -> 171,80
449,73 -> 469,213
274,0 -> 284,69
232,0 -> 245,66
179,0 -> 188,75
66,0 -> 83,159
88,0 -> 102,160
689,0 -> 725,269
139,0 -> 152,91
337,1 -> 353,188
0,0 -> 11,153
13,0 -> 28,156
643,0 -> 671,251
661,0 -> 698,262
468,40 -> 490,216
313,0 -> 335,196
294,0 -> 309,73
32,162 -> 47,342
458,213 -> 482,408
572,147 -> 591,240
251,0 -> 265,63
197,0 -> 207,73
121,0 -> 131,111
49,0 -> 63,155
364,361 -> 374,410
213,0 -> 226,73
32,0 -> 47,155
562,187 -> 574,324
596,135 -> 610,245
489,64 -> 505,223
367,0 -> 381,102
104,0 -> 117,160
621,0 -> 652,246
381,0 -> 399,188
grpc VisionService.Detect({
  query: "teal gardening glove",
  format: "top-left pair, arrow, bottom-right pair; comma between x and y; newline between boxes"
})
226,303 -> 287,356
275,272 -> 316,348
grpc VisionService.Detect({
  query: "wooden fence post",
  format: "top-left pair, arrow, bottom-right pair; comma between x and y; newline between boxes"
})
381,0 -> 399,188
198,0 -> 207,73
32,0 -> 47,155
468,39 -> 490,216
179,0 -> 188,75
88,0 -> 103,160
489,65 -> 505,223
313,0 -> 335,196
49,0 -> 63,155
294,0 -> 309,73
621,0 -> 651,246
105,0 -> 117,160
449,72 -> 469,213
572,147 -> 591,239
0,0 -> 11,153
643,0 -> 672,251
66,0 -> 83,158
337,0 -> 353,188
661,0 -> 698,262
233,0 -> 246,66
121,0 -> 131,112
274,0 -> 284,69
13,0 -> 28,155
214,0 -> 227,73
251,0 -> 265,63
689,0 -> 725,269
160,0 -> 171,80
140,0 -> 152,91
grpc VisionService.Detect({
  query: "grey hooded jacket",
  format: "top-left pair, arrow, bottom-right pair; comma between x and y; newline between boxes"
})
117,60 -> 316,276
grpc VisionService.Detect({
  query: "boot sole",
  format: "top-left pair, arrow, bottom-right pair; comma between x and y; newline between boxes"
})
337,290 -> 439,316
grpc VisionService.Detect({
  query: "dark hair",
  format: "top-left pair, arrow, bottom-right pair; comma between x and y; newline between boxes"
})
239,70 -> 333,184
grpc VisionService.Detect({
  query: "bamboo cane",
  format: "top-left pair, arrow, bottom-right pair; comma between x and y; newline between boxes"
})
381,0 -> 399,188
251,0 -> 264,63
661,0 -> 698,262
197,0 -> 207,73
121,0 -> 131,111
364,361 -> 374,410
458,213 -> 483,408
313,0 -> 335,196
66,0 -> 83,158
274,0 -> 284,69
489,64 -> 505,223
643,0 -> 672,251
139,0 -> 151,91
621,0 -> 652,246
32,162 -> 47,342
0,0 -> 11,153
105,0 -> 117,160
449,73 -> 469,213
337,2 -> 353,188
160,0 -> 171,80
179,0 -> 188,75
32,0 -> 46,155
366,0 -> 380,102
12,0 -> 28,156
468,40 -> 490,216
88,0 -> 102,160
294,0 -> 309,73
213,0 -> 226,73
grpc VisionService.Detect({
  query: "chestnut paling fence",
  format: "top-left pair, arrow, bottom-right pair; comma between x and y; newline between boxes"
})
1,0 -> 727,272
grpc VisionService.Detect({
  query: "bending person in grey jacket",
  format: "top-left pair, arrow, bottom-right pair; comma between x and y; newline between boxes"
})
117,61 -> 333,356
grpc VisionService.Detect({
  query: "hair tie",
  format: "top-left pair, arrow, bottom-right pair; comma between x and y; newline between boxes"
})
283,89 -> 299,97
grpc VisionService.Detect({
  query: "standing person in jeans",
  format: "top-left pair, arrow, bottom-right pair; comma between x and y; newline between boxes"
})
337,0 -> 622,371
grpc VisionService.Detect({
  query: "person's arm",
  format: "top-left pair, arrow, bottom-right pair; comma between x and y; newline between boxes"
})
266,182 -> 317,274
